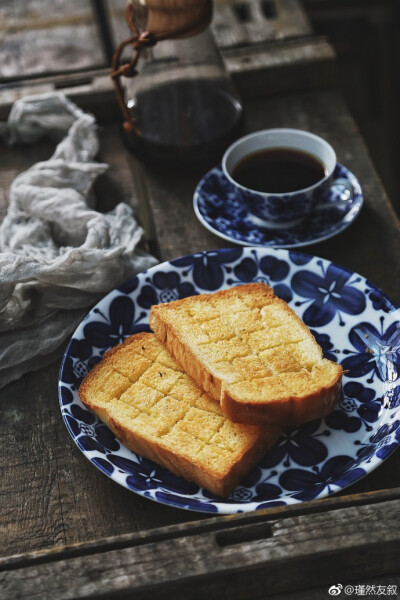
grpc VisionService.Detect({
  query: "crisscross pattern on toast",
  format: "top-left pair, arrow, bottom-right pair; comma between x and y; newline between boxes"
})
150,283 -> 343,425
79,332 -> 280,497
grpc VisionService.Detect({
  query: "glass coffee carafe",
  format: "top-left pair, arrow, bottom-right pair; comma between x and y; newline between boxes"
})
112,0 -> 243,165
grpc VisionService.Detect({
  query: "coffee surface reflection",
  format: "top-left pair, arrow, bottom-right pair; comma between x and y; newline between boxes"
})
231,147 -> 327,194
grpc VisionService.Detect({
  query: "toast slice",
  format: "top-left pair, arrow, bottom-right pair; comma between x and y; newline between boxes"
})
150,283 -> 343,426
79,332 -> 281,497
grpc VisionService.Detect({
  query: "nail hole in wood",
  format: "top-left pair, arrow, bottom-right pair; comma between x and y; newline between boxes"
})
232,2 -> 251,23
261,0 -> 277,19
216,523 -> 273,547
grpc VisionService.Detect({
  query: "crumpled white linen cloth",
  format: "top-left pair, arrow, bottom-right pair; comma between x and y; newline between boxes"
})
0,92 -> 157,389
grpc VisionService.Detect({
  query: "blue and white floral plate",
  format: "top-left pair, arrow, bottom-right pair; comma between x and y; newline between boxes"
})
59,248 -> 400,514
193,164 -> 363,248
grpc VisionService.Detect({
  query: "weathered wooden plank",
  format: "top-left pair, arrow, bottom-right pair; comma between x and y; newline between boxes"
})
273,0 -> 313,39
0,130 -> 193,559
212,2 -> 249,48
0,335 -> 195,560
0,366 -> 67,555
1,498 -> 400,599
0,1 -> 104,80
0,70 -> 118,124
2,485 -> 400,572
227,36 -> 336,98
212,0 -> 313,48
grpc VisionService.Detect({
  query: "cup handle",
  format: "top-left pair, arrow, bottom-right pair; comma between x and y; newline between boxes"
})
317,177 -> 357,209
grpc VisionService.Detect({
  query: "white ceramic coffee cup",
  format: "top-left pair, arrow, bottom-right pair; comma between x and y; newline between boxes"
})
222,128 -> 353,228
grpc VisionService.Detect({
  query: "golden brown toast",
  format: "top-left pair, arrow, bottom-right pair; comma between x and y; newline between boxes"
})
78,332 -> 281,497
150,283 -> 343,426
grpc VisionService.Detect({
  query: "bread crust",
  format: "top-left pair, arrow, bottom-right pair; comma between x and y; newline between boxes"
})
79,332 -> 281,497
150,283 -> 344,426
220,371 -> 343,425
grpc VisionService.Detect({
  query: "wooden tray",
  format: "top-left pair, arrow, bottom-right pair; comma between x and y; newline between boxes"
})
1,5 -> 400,597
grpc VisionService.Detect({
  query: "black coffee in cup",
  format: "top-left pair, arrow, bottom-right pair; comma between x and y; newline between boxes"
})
231,147 -> 327,194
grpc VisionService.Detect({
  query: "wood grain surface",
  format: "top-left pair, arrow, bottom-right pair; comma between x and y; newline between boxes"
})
2,492 -> 400,599
0,130 -> 197,560
1,86 -> 400,563
1,33 -> 400,600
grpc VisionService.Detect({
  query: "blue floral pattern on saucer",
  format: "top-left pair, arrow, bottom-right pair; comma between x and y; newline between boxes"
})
59,248 -> 400,514
193,164 -> 363,248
